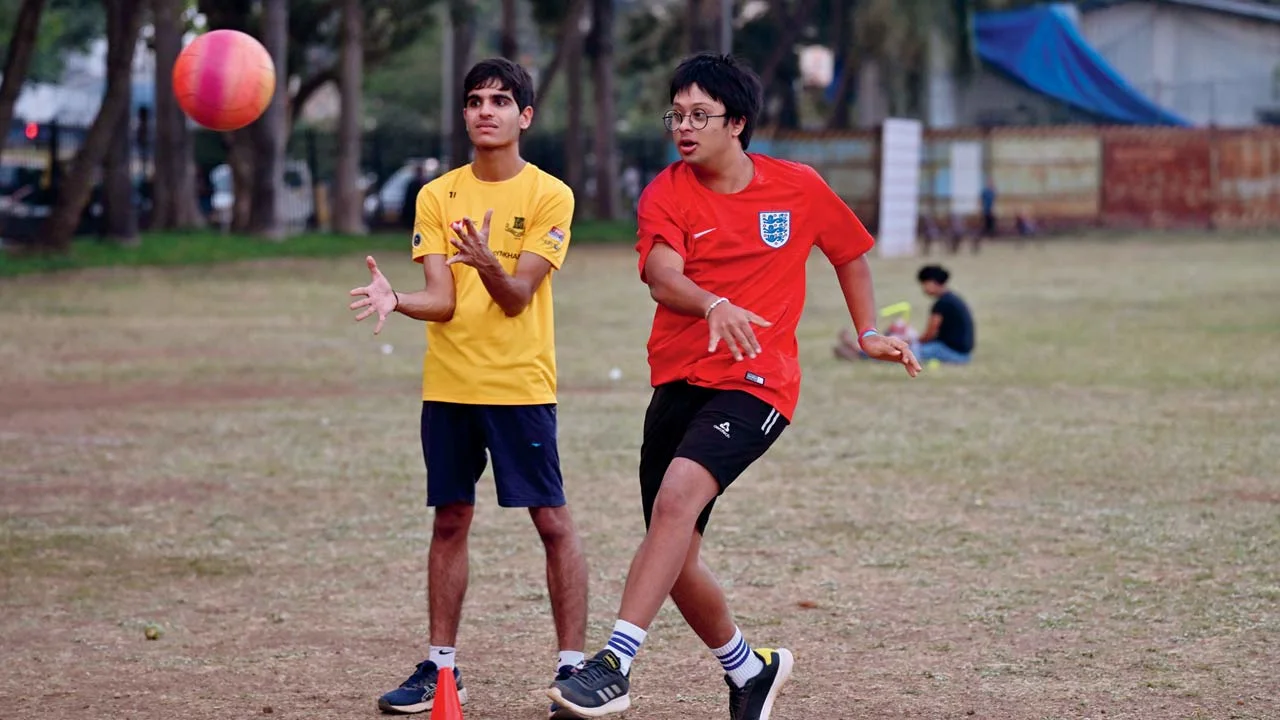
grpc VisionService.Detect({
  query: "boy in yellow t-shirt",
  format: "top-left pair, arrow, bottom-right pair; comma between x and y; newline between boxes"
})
347,58 -> 587,719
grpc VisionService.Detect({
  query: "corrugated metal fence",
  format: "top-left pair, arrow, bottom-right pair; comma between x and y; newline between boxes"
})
755,126 -> 1280,232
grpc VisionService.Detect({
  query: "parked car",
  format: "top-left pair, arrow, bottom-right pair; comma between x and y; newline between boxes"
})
364,158 -> 440,228
209,160 -> 315,231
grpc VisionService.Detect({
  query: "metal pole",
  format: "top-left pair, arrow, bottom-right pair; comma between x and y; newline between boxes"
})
719,0 -> 732,54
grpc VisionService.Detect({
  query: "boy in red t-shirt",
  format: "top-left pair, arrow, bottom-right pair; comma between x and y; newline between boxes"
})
550,53 -> 919,720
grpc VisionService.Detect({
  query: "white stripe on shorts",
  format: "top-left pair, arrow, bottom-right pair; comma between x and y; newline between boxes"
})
761,408 -> 780,435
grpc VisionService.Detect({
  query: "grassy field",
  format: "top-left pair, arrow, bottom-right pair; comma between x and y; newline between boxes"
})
0,221 -> 639,278
1,235 -> 1277,720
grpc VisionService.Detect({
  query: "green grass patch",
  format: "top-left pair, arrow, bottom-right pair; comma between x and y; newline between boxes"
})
0,220 -> 637,278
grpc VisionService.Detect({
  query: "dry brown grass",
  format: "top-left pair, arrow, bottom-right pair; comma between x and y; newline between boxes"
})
2,237 -> 1278,720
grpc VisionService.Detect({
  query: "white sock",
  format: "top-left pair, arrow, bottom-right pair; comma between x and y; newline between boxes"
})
605,619 -> 647,675
558,650 -> 585,671
429,645 -> 456,669
712,627 -> 764,688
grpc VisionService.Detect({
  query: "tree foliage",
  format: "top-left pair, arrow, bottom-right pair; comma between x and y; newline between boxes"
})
0,0 -> 102,83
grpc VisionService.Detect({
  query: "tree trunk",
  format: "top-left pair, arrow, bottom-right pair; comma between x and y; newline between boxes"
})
685,0 -> 716,54
564,7 -> 586,197
102,105 -> 137,245
151,0 -> 204,229
333,0 -> 365,234
227,130 -> 254,232
248,0 -> 288,239
448,0 -> 475,170
533,0 -> 589,107
500,0 -> 518,60
826,0 -> 855,130
587,0 -> 617,220
0,0 -> 46,161
103,8 -> 138,245
41,0 -> 143,252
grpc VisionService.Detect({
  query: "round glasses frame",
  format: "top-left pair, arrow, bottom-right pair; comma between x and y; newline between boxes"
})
663,110 -> 729,132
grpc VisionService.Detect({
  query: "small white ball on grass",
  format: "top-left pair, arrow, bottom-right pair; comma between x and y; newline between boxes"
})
608,367 -> 623,381
380,344 -> 394,355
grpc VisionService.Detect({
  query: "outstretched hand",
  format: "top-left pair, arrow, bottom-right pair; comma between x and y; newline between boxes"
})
708,301 -> 773,362
447,210 -> 496,269
348,255 -> 397,335
860,333 -> 921,377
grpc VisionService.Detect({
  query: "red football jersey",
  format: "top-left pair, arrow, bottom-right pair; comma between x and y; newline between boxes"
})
635,154 -> 875,420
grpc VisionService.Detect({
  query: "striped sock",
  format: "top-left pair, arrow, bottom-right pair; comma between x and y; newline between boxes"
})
712,627 -> 764,688
605,619 -> 646,675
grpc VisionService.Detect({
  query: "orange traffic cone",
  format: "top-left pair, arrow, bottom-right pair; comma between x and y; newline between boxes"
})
430,667 -> 464,720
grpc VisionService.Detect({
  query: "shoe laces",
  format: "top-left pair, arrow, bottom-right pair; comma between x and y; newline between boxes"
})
570,657 -> 619,686
403,660 -> 439,689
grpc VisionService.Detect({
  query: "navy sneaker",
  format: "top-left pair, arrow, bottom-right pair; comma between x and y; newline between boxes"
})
726,648 -> 793,720
377,660 -> 468,715
548,664 -> 581,719
545,649 -> 630,717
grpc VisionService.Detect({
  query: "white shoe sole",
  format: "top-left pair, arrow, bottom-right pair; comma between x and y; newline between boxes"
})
757,649 -> 793,720
377,687 -> 469,714
545,687 -> 631,718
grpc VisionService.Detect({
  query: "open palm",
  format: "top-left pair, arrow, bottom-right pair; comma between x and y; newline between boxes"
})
348,255 -> 397,334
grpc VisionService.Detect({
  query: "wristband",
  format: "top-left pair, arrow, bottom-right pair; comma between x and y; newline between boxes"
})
859,328 -> 879,341
704,297 -> 729,319
392,290 -> 400,311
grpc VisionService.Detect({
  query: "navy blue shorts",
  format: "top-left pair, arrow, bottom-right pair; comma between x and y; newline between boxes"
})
420,401 -> 565,508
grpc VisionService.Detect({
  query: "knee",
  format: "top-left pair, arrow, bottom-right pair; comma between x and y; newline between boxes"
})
433,504 -> 473,542
530,506 -> 576,546
651,462 -> 718,523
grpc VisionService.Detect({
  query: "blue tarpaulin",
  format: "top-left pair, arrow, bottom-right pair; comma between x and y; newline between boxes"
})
974,5 -> 1190,125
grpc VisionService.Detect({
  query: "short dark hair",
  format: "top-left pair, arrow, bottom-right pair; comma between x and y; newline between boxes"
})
669,53 -> 764,150
463,58 -> 534,112
917,265 -> 950,284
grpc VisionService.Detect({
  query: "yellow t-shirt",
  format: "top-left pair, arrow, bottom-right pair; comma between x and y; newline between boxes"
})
411,163 -> 573,405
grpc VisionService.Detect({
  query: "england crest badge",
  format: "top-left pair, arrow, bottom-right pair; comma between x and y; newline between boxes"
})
758,211 -> 791,248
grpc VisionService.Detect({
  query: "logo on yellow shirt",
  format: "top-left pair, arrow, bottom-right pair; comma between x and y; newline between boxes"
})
505,216 -> 526,240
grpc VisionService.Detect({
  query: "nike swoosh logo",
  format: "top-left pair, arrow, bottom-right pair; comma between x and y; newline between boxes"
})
438,650 -> 454,655
693,228 -> 716,239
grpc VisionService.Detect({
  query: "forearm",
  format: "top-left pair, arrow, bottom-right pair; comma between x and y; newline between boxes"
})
647,266 -> 721,318
834,256 -> 878,335
918,327 -> 937,342
395,288 -> 454,322
475,260 -> 532,316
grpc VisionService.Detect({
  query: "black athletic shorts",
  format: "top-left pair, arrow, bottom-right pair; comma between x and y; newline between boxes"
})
639,381 -> 789,534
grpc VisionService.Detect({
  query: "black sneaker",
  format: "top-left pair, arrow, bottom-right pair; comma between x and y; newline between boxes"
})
548,664 -> 582,719
726,648 -> 794,720
545,649 -> 631,717
377,660 -> 468,715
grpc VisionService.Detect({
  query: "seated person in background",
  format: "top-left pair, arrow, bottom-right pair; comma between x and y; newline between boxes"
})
913,264 -> 974,364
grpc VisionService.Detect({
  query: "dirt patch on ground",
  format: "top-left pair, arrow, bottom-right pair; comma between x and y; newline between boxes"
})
0,378 -> 397,416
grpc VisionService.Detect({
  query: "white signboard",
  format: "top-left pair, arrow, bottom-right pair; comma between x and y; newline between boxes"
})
949,141 -> 983,216
877,118 -> 923,258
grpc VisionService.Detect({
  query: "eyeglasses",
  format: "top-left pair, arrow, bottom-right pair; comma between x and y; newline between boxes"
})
663,109 -> 728,131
